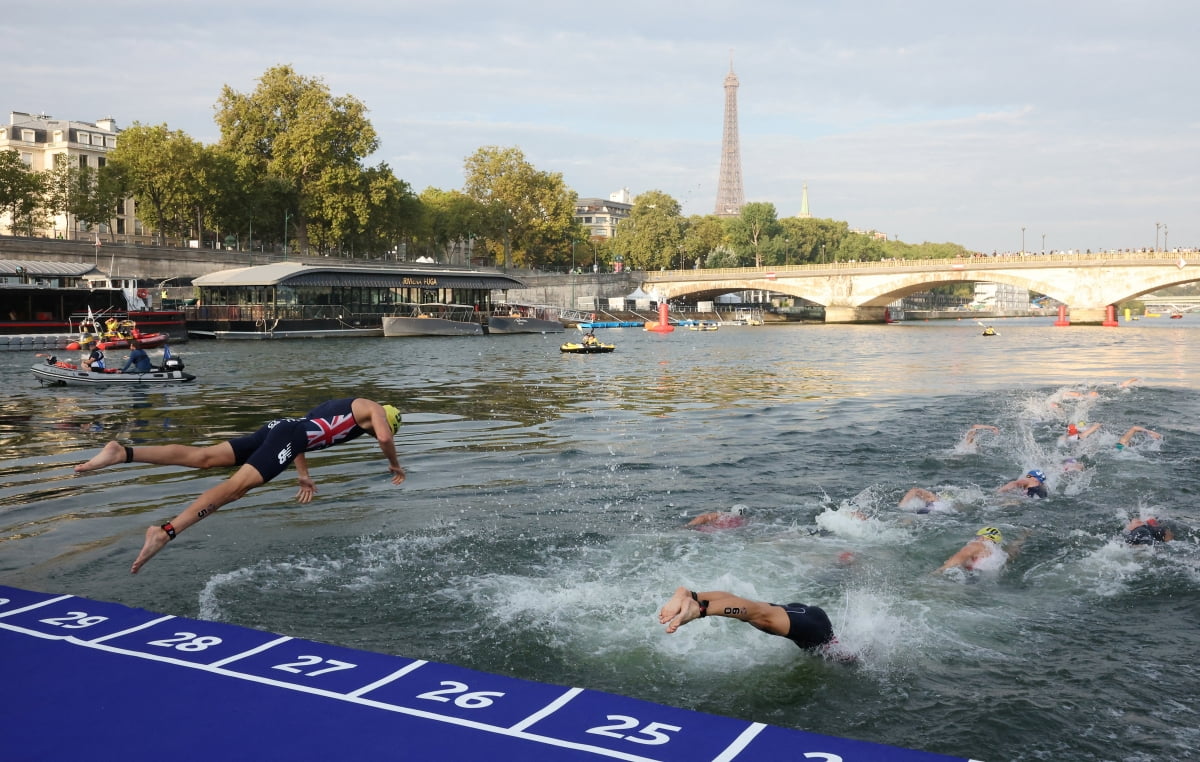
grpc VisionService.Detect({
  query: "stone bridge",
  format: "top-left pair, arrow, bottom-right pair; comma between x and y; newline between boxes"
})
641,251 -> 1199,324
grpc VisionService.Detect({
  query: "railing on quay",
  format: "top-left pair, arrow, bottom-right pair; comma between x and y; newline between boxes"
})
641,249 -> 1198,283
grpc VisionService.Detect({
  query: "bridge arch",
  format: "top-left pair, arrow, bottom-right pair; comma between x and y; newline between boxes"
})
641,252 -> 1200,324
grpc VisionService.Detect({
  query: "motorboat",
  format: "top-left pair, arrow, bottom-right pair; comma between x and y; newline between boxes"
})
382,303 -> 484,337
32,356 -> 195,386
488,303 -> 564,334
687,321 -> 719,331
560,341 -> 615,354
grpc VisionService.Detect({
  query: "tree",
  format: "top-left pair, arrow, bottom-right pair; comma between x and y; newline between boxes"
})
615,190 -> 683,270
681,214 -> 727,269
462,146 -> 579,269
726,202 -> 780,267
108,124 -> 206,244
0,150 -> 46,236
216,64 -> 379,255
417,187 -> 491,263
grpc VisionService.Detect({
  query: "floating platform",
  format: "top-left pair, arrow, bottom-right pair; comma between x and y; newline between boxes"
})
0,585 -> 976,761
579,321 -> 646,329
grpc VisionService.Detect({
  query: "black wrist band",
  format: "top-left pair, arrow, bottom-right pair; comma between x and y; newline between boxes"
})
161,522 -> 176,540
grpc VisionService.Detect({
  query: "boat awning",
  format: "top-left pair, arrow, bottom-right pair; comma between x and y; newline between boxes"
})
193,263 -> 524,290
0,260 -> 98,277
286,272 -> 523,289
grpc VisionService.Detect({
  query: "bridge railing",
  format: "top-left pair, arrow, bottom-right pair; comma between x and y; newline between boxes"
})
640,250 -> 1197,282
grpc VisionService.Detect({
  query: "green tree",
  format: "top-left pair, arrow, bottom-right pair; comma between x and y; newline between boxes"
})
417,187 -> 491,263
462,146 -> 579,269
0,150 -> 46,236
726,202 -> 780,267
681,214 -> 727,269
108,123 -> 206,244
615,190 -> 683,270
216,64 -> 379,255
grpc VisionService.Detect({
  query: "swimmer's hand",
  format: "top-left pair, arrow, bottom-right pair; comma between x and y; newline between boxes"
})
296,476 -> 317,504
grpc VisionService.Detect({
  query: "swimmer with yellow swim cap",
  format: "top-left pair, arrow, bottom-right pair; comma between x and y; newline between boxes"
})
75,398 -> 406,575
935,525 -> 1028,574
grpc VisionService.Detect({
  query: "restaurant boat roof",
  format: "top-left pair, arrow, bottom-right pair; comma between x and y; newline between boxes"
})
192,262 -> 526,291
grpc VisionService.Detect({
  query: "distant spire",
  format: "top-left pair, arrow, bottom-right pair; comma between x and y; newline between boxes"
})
714,55 -> 745,217
798,184 -> 811,218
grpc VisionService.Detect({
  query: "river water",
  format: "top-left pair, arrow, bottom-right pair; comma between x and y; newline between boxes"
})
2,316 -> 1198,761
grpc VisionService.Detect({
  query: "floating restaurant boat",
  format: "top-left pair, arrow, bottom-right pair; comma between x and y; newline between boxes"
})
0,260 -> 186,346
185,262 -> 523,339
487,303 -> 564,334
382,302 -> 484,337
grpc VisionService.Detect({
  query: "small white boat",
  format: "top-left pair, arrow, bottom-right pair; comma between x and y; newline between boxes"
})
687,321 -> 719,331
382,303 -> 484,337
32,357 -> 196,386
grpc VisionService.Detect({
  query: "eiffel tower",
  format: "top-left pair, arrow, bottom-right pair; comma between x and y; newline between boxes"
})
713,58 -> 745,217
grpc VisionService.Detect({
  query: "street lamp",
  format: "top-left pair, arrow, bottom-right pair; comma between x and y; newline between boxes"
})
820,243 -> 826,264
283,210 -> 291,259
1041,233 -> 1046,254
1021,227 -> 1025,255
1155,222 -> 1161,251
1163,224 -> 1168,252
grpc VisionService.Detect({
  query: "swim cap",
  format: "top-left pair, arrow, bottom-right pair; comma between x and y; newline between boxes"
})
976,526 -> 1003,544
1027,469 -> 1047,483
730,504 -> 748,516
383,404 -> 401,434
1067,424 -> 1079,436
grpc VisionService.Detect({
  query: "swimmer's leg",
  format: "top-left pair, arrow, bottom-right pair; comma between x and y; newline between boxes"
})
131,462 -> 264,574
77,441 -> 236,474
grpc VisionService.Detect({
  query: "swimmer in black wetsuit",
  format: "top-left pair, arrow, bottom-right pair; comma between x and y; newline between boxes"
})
658,586 -> 839,654
74,398 -> 405,574
1123,517 -> 1174,545
997,469 -> 1048,498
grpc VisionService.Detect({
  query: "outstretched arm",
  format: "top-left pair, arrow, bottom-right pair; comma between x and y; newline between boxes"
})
1118,426 -> 1161,445
658,586 -> 790,636
686,512 -> 721,527
964,425 -> 999,445
935,544 -> 977,573
354,398 -> 406,484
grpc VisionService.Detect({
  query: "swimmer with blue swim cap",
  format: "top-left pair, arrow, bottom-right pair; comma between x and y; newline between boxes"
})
997,469 -> 1049,498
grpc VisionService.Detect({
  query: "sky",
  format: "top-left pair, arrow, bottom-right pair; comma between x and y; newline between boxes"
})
6,1 -> 1197,254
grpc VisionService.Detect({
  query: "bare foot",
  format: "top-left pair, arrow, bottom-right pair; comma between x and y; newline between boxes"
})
76,441 -> 127,473
131,525 -> 170,574
659,587 -> 702,633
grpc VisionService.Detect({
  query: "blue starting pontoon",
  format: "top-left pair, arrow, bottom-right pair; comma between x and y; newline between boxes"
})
0,586 -> 979,761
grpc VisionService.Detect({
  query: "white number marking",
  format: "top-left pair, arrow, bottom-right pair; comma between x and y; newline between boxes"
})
39,611 -> 109,629
416,680 -> 506,709
146,632 -> 223,651
272,655 -> 357,677
586,715 -> 682,746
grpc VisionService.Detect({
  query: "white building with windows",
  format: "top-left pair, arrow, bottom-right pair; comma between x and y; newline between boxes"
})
0,111 -> 139,240
972,282 -> 1030,310
574,188 -> 632,240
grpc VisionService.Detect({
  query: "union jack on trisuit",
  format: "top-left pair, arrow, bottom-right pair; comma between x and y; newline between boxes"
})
306,414 -> 358,451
